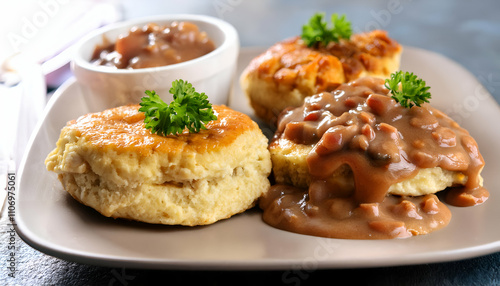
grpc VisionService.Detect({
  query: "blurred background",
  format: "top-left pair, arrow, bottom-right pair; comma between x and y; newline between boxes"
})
1,0 -> 499,91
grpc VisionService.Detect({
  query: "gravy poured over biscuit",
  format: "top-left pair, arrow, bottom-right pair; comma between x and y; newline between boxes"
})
261,77 -> 488,239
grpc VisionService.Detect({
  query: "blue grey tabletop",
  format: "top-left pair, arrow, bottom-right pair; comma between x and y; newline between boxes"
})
120,0 -> 500,104
2,0 -> 499,285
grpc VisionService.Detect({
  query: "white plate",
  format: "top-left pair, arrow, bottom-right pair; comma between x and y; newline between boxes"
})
15,47 -> 500,270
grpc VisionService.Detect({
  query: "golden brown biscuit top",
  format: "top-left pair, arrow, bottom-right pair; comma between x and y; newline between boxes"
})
245,30 -> 402,91
246,36 -> 345,92
325,30 -> 402,81
66,104 -> 256,156
327,30 -> 402,58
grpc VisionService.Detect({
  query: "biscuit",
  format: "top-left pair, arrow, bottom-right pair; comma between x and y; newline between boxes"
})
240,30 -> 402,125
269,77 -> 482,198
46,104 -> 272,226
270,137 -> 468,197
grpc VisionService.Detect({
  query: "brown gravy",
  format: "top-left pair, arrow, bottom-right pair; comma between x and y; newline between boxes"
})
260,77 -> 488,239
91,22 -> 215,69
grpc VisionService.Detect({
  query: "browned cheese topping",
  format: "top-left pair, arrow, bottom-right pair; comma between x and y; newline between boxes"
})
321,30 -> 402,82
91,22 -> 215,69
63,104 -> 255,156
260,77 -> 488,239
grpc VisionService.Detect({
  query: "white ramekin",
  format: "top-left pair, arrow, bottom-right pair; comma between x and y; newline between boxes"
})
72,14 -> 239,110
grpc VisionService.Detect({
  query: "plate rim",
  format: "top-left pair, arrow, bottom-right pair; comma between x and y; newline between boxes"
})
14,46 -> 500,270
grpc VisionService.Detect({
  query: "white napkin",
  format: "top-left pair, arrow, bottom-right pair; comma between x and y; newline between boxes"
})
0,0 -> 121,214
1,0 -> 121,165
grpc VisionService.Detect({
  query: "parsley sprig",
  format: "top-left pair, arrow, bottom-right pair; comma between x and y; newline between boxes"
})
301,13 -> 352,48
385,71 -> 432,108
139,80 -> 217,136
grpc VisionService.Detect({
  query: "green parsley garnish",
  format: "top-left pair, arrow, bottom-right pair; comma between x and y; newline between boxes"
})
385,71 -> 432,108
301,13 -> 352,48
139,79 -> 217,136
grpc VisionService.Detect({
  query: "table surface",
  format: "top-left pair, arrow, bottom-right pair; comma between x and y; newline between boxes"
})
2,0 -> 499,285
